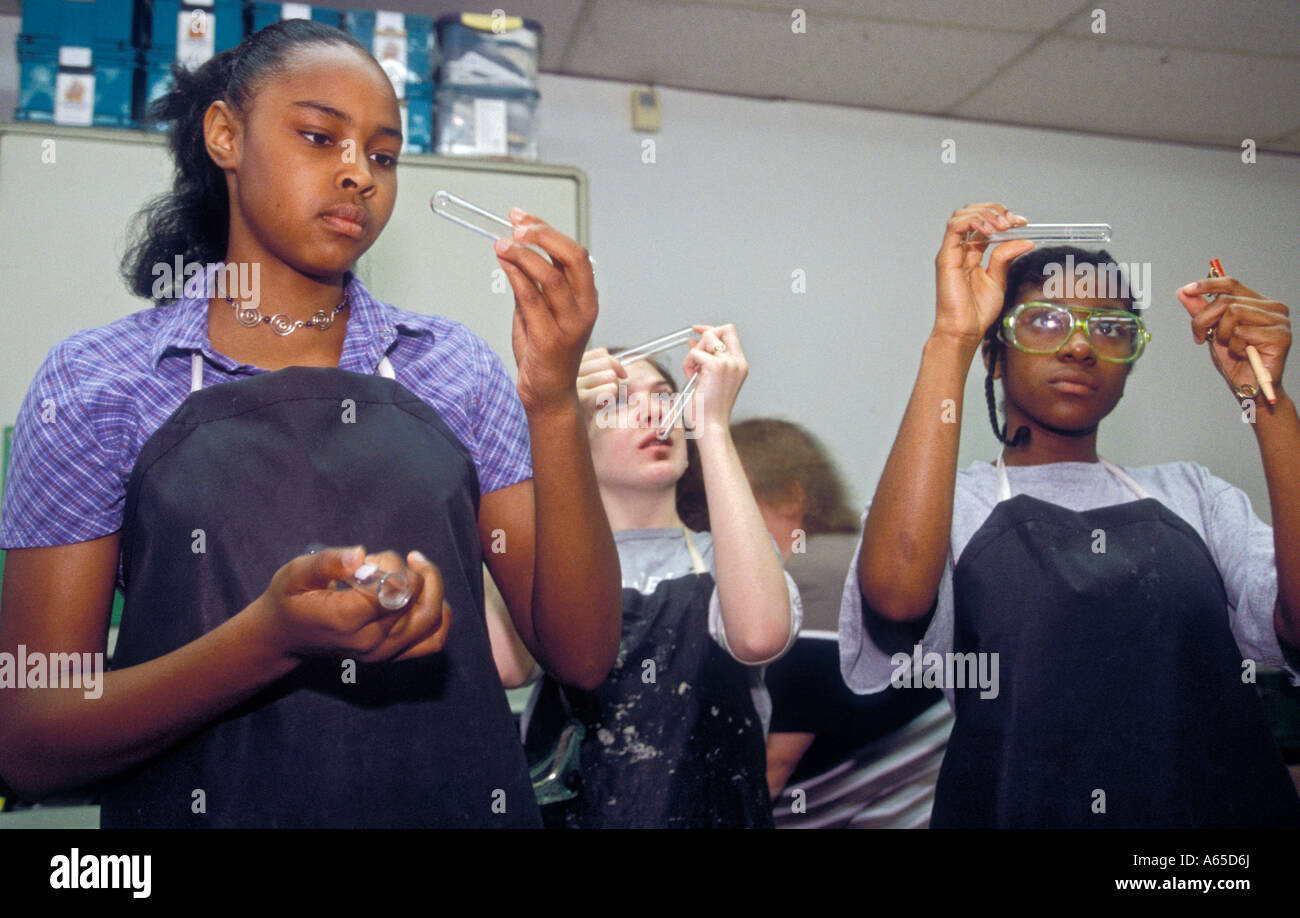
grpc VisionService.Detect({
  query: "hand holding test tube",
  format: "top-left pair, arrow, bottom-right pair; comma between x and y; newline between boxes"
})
617,327 -> 702,439
304,543 -> 414,610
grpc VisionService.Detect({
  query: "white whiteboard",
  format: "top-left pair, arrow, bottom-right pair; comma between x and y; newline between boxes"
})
0,121 -> 587,425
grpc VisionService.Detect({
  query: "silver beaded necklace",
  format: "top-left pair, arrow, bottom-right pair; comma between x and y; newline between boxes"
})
225,294 -> 349,336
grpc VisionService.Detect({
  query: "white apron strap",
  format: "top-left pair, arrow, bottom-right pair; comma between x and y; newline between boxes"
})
1099,458 -> 1151,500
681,527 -> 708,575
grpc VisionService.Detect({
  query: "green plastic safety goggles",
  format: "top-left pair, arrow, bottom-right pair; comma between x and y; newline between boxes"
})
1000,301 -> 1150,363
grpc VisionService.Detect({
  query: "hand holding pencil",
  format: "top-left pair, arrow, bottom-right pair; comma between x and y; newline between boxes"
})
1178,263 -> 1286,406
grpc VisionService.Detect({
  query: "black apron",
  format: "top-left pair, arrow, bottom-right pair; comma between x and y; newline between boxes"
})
530,530 -> 772,828
932,458 -> 1300,828
103,352 -> 540,828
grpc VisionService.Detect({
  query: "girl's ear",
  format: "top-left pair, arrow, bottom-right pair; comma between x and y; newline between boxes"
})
203,100 -> 240,171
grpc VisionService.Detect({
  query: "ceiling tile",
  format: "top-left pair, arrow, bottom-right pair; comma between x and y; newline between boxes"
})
1269,127 -> 1300,153
565,0 -> 1037,111
952,36 -> 1300,148
702,0 -> 1087,31
1060,0 -> 1300,57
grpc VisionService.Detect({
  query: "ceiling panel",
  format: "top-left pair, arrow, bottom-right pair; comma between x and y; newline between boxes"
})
1270,127 -> 1300,154
564,0 -> 1038,112
703,0 -> 1089,31
952,36 -> 1300,147
1060,0 -> 1300,57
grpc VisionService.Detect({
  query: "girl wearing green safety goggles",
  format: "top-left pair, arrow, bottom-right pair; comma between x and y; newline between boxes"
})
842,203 -> 1300,829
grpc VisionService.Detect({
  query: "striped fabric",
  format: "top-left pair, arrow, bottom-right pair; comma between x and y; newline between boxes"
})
0,268 -> 532,568
772,699 -> 954,829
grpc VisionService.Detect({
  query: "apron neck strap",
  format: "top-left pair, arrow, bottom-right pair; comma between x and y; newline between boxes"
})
681,527 -> 708,575
996,452 -> 1150,502
190,351 -> 397,392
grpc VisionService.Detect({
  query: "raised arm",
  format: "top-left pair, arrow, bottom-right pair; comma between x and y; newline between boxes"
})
857,204 -> 1032,621
688,324 -> 794,663
482,213 -> 622,690
1179,276 -> 1300,652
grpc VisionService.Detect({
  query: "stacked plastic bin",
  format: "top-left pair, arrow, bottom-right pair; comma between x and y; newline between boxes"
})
247,2 -> 342,32
16,0 -> 144,127
343,11 -> 436,154
142,0 -> 244,127
435,13 -> 542,161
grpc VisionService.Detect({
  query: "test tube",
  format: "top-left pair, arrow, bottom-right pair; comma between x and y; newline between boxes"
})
431,189 -> 559,263
618,327 -> 698,366
430,190 -> 516,242
304,543 -> 414,611
656,372 -> 700,440
978,223 -> 1112,244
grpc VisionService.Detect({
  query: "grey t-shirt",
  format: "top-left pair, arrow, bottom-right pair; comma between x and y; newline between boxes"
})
839,459 -> 1294,699
785,532 -> 861,633
615,527 -> 803,733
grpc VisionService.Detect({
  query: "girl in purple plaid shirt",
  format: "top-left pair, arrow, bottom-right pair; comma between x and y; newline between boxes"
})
0,19 -> 620,827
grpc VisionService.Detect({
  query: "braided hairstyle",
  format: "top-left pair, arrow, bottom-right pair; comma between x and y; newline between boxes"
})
121,20 -> 372,304
984,246 -> 1136,447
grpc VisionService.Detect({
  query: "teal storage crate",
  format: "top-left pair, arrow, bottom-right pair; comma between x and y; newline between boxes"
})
248,2 -> 341,34
141,0 -> 243,129
92,42 -> 142,127
15,34 -> 60,122
342,9 -> 435,91
22,0 -> 143,49
16,38 -> 139,127
148,0 -> 243,52
404,82 -> 432,153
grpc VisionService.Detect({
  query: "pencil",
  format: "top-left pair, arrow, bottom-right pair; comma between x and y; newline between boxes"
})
1209,259 -> 1276,405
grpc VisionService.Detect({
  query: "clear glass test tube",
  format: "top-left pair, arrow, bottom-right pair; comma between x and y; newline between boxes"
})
618,327 -> 698,366
430,190 -> 515,242
981,223 -> 1112,244
656,373 -> 700,439
304,543 -> 414,611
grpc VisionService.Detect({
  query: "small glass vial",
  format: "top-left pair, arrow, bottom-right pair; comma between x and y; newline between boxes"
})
305,543 -> 414,610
